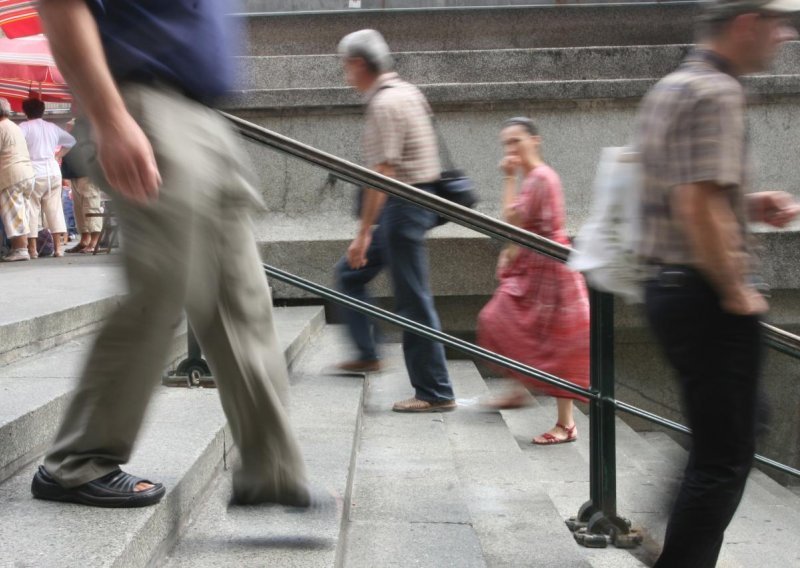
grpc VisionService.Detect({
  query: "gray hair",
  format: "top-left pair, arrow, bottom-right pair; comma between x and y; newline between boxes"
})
338,29 -> 394,74
0,98 -> 11,118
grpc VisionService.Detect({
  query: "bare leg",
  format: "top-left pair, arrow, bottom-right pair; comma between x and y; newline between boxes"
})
27,237 -> 37,257
11,235 -> 27,249
88,231 -> 101,250
532,398 -> 577,444
481,381 -> 531,410
556,398 -> 575,429
53,232 -> 65,256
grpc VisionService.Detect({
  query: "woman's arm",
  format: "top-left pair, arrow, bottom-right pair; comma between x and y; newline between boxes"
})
499,156 -> 523,226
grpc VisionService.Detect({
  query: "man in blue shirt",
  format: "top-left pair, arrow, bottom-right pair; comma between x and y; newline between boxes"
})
31,0 -> 313,509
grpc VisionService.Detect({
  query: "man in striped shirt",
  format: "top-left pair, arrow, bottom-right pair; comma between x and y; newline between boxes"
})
334,29 -> 456,413
636,1 -> 800,565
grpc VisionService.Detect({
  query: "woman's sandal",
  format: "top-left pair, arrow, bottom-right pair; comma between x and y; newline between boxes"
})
31,465 -> 165,508
532,423 -> 578,446
66,244 -> 87,254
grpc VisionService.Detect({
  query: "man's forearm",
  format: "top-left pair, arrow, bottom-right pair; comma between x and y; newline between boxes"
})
358,188 -> 388,235
357,163 -> 395,235
674,183 -> 746,296
38,0 -> 127,128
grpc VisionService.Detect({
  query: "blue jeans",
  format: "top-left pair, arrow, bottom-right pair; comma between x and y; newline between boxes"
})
62,188 -> 78,237
335,187 -> 454,402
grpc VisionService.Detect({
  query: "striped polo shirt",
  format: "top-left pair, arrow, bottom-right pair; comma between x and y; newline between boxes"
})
362,73 -> 441,185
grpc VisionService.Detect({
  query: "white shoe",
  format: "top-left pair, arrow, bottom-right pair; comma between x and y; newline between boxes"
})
2,248 -> 30,262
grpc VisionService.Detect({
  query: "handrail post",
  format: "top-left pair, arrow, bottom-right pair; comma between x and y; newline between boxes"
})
567,288 -> 641,548
162,322 -> 215,388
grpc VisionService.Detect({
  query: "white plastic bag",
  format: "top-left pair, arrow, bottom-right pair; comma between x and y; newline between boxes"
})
568,146 -> 644,303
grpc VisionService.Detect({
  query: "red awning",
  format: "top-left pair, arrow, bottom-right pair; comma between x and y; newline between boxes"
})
0,1 -> 41,39
0,34 -> 70,111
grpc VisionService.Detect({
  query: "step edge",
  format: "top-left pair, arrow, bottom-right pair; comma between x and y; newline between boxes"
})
136,307 -> 326,567
0,295 -> 123,367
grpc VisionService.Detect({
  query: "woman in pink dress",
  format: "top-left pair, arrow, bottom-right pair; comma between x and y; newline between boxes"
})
478,117 -> 590,445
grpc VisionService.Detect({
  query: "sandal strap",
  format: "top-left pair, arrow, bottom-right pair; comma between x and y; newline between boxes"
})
93,469 -> 154,493
556,423 -> 577,435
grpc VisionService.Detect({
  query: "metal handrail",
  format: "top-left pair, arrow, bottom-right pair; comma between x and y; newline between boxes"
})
223,112 -> 800,358
223,112 -> 570,263
264,263 -> 800,480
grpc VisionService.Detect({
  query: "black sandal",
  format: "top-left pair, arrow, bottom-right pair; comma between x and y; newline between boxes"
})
31,466 -> 166,508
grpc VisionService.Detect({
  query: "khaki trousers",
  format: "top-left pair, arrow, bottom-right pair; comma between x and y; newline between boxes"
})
71,177 -> 103,234
44,85 -> 308,501
28,175 -> 66,237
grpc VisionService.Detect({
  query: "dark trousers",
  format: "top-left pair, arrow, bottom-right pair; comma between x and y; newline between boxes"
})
645,268 -> 762,568
335,189 -> 454,402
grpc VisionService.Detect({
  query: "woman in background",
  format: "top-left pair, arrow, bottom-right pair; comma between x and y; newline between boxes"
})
478,117 -> 590,445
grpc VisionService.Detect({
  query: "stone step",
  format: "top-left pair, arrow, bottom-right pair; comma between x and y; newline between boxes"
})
486,380 -> 800,567
235,43 -> 800,93
165,342 -> 600,567
239,3 -> 707,56
0,306 -> 325,568
235,45 -> 692,91
162,325 -> 364,567
237,0 -> 589,13
636,431 -> 800,568
228,71 -> 800,111
0,329 -> 187,485
0,255 -> 125,367
340,350 -> 592,567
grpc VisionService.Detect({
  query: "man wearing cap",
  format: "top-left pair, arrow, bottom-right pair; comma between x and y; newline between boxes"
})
636,2 -> 800,566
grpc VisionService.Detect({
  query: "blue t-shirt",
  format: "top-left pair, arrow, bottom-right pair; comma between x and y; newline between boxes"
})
88,0 -> 235,102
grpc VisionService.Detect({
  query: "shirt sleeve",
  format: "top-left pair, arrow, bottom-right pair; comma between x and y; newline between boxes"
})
673,88 -> 745,189
56,127 -> 77,149
364,97 -> 406,169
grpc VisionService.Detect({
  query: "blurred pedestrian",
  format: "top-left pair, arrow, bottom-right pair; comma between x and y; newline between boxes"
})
334,29 -> 456,413
478,117 -> 590,444
19,97 -> 76,257
636,2 -> 800,565
32,0 -> 319,510
0,97 -> 35,262
62,116 -> 103,253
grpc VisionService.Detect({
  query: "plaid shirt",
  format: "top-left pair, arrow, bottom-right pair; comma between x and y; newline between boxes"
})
363,73 -> 440,185
636,50 -> 750,267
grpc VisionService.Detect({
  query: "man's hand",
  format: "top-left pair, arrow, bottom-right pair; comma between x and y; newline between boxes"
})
347,231 -> 372,269
95,114 -> 161,204
749,191 -> 800,228
37,0 -> 161,204
721,285 -> 769,316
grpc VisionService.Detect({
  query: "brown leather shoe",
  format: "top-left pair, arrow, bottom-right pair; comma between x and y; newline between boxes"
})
392,397 -> 457,413
335,360 -> 382,374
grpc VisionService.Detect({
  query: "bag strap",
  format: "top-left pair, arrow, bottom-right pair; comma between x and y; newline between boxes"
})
375,83 -> 457,172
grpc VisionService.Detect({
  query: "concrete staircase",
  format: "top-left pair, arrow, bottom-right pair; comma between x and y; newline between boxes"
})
2,254 -> 799,566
